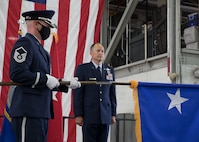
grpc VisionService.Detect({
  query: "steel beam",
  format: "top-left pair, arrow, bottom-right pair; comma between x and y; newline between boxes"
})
104,0 -> 138,64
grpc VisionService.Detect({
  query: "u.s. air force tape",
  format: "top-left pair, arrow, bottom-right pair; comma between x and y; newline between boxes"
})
13,46 -> 27,63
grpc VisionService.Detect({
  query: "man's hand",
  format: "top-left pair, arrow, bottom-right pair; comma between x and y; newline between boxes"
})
75,116 -> 84,126
69,77 -> 81,89
111,116 -> 116,124
46,74 -> 60,90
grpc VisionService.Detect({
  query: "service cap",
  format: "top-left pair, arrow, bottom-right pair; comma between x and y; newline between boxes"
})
22,10 -> 56,28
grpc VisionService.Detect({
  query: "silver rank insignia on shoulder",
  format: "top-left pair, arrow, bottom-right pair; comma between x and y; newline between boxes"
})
14,46 -> 27,63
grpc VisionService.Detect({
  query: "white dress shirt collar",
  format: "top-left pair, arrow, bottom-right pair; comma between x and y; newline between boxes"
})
91,61 -> 102,69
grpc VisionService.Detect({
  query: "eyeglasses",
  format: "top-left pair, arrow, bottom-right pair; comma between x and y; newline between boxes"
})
37,22 -> 49,28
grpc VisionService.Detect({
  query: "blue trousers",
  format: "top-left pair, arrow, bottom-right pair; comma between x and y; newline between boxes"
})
12,117 -> 48,142
83,124 -> 109,142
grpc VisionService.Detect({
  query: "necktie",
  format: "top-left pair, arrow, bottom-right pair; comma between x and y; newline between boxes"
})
97,66 -> 102,79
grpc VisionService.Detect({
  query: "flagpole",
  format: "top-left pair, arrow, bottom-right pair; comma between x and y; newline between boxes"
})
0,81 -> 131,86
60,81 -> 131,85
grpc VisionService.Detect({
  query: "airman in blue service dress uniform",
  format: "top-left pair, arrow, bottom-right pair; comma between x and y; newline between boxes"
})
9,10 -> 81,142
73,43 -> 117,142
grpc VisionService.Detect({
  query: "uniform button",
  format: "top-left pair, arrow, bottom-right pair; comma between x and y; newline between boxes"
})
100,91 -> 102,94
100,84 -> 102,87
100,98 -> 102,101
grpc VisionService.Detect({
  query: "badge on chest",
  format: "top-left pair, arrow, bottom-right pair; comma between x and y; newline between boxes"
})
105,68 -> 113,81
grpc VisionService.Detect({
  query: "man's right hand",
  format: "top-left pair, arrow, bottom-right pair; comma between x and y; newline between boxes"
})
75,116 -> 84,126
69,77 -> 81,89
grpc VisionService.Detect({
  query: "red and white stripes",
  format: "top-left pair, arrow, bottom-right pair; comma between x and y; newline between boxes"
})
0,0 -> 104,141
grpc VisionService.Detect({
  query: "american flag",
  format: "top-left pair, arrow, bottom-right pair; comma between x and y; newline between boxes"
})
0,0 -> 104,141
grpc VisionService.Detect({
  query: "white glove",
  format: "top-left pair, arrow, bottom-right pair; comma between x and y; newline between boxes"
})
46,74 -> 60,90
69,77 -> 81,89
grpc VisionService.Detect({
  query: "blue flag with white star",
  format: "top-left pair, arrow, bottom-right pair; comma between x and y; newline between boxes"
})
133,82 -> 199,142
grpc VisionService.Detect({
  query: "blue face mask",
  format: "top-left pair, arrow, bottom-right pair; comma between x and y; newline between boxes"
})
38,22 -> 51,40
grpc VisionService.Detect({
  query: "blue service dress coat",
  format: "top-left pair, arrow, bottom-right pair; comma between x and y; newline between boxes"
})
73,62 -> 117,124
9,33 -> 53,119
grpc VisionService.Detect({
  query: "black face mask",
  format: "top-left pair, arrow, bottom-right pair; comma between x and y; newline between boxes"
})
38,23 -> 51,40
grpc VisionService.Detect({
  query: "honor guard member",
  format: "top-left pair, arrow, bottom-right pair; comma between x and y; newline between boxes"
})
9,10 -> 81,142
73,43 -> 117,142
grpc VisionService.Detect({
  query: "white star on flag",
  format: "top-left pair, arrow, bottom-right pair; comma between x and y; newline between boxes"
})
52,92 -> 58,102
167,88 -> 189,114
